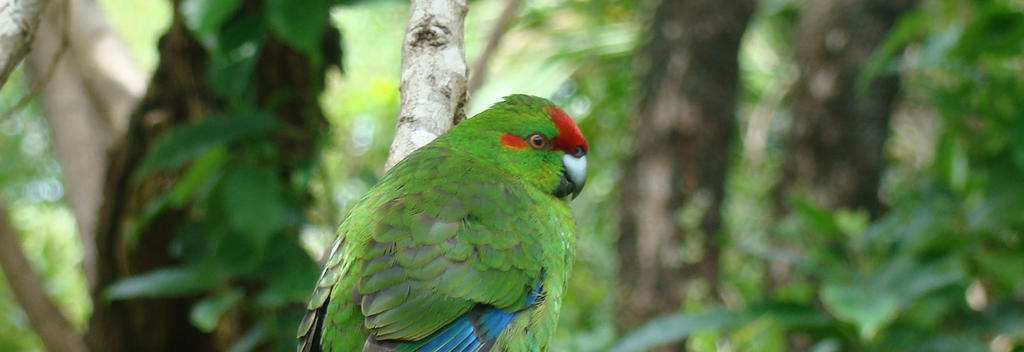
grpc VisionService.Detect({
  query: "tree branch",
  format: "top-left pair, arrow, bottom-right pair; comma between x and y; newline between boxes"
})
0,0 -> 50,89
0,201 -> 88,352
385,0 -> 469,170
467,0 -> 520,95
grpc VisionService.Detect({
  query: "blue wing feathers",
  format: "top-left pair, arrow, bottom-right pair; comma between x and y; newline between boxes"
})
406,283 -> 541,352
414,315 -> 476,352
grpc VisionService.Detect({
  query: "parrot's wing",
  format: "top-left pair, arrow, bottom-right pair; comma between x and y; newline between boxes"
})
357,179 -> 545,348
299,175 -> 546,352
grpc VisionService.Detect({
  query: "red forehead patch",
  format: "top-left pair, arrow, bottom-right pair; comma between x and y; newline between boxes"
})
544,106 -> 588,154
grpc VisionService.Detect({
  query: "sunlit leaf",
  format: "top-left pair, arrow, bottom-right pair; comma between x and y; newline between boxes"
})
169,146 -> 227,206
821,282 -> 899,340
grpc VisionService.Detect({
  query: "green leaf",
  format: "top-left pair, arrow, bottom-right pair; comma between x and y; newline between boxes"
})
190,289 -> 244,332
910,336 -> 988,352
974,249 -> 1024,289
265,0 -> 327,60
821,281 -> 900,340
228,323 -> 268,352
169,146 -> 227,206
207,14 -> 265,101
254,240 -> 319,308
609,309 -> 743,352
135,113 -> 276,177
180,0 -> 243,45
124,190 -> 172,248
856,10 -> 926,93
125,148 -> 226,248
881,257 -> 964,298
105,267 -> 218,300
219,166 -> 287,243
207,46 -> 262,101
609,304 -> 827,352
953,3 -> 1024,61
821,257 -> 964,341
936,134 -> 969,194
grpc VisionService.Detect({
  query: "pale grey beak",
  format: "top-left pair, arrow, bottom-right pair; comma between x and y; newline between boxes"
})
556,151 -> 587,200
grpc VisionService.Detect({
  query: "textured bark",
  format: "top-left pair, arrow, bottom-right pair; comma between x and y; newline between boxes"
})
0,201 -> 88,352
778,0 -> 916,217
385,0 -> 468,169
0,0 -> 49,88
25,0 -> 143,289
84,10 -> 215,351
617,0 -> 754,338
83,1 -> 335,350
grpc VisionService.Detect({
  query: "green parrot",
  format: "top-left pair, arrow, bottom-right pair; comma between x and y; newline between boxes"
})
297,95 -> 589,352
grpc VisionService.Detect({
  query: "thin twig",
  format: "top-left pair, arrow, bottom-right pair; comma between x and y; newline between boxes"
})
1,0 -> 70,119
467,0 -> 522,94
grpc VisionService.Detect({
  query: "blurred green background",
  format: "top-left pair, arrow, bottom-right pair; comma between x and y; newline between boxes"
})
1,0 -> 1023,351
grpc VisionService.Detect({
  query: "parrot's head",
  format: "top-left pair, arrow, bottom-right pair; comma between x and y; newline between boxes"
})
451,94 -> 588,200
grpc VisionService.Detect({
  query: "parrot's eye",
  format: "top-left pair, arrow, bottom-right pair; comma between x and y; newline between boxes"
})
527,133 -> 549,150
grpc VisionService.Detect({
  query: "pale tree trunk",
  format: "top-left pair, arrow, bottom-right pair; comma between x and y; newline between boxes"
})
385,0 -> 469,169
616,0 -> 754,347
0,0 -> 49,87
24,0 -> 143,289
0,1 -> 140,351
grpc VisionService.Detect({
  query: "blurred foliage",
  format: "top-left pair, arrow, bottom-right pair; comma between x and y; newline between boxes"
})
631,0 -> 1024,351
0,71 -> 91,351
3,0 -> 1024,351
90,0 -> 352,350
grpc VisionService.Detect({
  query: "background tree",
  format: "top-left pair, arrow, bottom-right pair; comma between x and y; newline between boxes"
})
776,0 -> 916,217
79,0 -> 340,349
763,0 -> 917,332
617,0 -> 754,338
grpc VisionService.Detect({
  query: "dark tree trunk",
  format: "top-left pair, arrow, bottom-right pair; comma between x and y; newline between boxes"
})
85,9 -> 214,351
617,0 -> 755,340
83,1 -> 335,350
770,2 -> 915,349
777,0 -> 916,217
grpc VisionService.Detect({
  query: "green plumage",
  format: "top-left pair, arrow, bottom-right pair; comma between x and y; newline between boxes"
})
298,95 -> 587,352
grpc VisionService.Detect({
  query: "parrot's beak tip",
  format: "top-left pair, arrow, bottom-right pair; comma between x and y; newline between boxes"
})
558,153 -> 587,201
